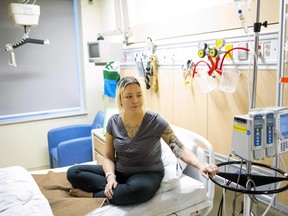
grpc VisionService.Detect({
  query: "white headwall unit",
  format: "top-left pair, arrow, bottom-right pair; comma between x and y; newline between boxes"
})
122,29 -> 279,70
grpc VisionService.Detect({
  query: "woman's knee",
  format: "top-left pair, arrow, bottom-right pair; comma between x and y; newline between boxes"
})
109,174 -> 161,205
66,165 -> 81,182
135,180 -> 159,197
110,185 -> 156,206
133,173 -> 162,192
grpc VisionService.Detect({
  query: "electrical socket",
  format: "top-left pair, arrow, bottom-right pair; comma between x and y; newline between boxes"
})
263,41 -> 271,57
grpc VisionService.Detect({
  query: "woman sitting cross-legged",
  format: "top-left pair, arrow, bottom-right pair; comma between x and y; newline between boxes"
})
66,76 -> 218,206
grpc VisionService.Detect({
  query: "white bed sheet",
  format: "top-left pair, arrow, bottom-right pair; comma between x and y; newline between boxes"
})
87,175 -> 211,216
0,166 -> 53,216
30,161 -> 212,216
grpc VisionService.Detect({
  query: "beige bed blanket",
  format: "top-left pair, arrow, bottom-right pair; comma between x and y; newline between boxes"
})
32,171 -> 106,216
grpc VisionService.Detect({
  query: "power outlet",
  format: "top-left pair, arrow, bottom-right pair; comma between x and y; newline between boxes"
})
258,40 -> 277,63
263,41 -> 271,57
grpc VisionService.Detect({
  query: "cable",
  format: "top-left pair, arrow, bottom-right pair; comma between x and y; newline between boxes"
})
232,158 -> 243,216
232,190 -> 238,216
223,155 -> 231,216
192,60 -> 211,78
241,177 -> 257,215
261,182 -> 280,216
261,157 -> 285,216
241,22 -> 255,112
247,51 -> 256,111
217,189 -> 224,215
280,154 -> 287,172
217,180 -> 232,216
260,155 -> 287,215
218,154 -> 232,216
219,47 -> 250,70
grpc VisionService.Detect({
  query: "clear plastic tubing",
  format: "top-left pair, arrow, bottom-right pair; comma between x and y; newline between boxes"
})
238,9 -> 249,34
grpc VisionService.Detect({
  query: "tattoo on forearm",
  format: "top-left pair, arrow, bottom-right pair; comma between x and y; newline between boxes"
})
163,125 -> 184,157
163,127 -> 173,135
168,135 -> 184,158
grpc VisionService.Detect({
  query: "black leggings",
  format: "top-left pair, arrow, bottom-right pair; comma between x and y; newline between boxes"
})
66,164 -> 164,205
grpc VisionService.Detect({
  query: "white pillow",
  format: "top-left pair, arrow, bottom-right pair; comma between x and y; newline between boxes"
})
161,140 -> 177,171
157,140 -> 178,194
157,128 -> 197,194
0,166 -> 53,216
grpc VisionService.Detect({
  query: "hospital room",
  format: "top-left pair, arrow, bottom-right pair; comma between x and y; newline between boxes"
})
0,0 -> 288,215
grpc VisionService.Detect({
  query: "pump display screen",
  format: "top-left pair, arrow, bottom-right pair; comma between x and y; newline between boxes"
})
280,114 -> 288,139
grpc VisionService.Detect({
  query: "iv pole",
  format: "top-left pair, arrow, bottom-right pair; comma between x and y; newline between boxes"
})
211,2 -> 283,215
250,0 -> 268,109
246,0 -> 267,215
245,1 -> 261,213
250,0 -> 260,110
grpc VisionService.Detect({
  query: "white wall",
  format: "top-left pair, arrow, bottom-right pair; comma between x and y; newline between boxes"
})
127,0 -> 231,26
0,0 -> 106,169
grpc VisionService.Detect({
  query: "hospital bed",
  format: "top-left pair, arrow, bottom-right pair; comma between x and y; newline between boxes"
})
0,125 -> 215,216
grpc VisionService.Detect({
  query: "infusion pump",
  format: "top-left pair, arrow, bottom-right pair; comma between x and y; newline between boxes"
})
231,106 -> 288,161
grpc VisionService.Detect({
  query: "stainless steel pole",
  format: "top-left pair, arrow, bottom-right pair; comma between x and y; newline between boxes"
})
276,0 -> 286,106
251,0 -> 261,109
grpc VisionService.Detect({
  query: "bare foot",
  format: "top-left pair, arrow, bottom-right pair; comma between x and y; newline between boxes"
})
69,188 -> 93,198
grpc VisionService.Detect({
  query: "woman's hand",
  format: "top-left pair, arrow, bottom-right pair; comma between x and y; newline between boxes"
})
200,164 -> 218,179
104,176 -> 118,199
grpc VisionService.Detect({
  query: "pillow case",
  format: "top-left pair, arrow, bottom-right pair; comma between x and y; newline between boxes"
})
157,140 -> 178,194
0,166 -> 53,216
158,126 -> 197,194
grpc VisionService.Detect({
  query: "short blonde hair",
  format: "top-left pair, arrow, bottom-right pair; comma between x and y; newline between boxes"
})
116,76 -> 145,114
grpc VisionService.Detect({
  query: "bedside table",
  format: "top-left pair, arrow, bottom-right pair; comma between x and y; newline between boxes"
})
91,129 -> 105,165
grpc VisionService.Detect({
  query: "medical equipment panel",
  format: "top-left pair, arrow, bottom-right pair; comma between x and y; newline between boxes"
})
231,113 -> 265,161
264,111 -> 275,157
255,106 -> 288,155
231,106 -> 288,161
276,109 -> 288,153
251,112 -> 264,159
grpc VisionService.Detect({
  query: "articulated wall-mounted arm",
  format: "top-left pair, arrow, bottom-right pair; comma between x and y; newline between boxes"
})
5,26 -> 49,67
5,2 -> 49,67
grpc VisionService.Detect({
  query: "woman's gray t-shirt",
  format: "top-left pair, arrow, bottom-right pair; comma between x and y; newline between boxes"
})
106,111 -> 168,176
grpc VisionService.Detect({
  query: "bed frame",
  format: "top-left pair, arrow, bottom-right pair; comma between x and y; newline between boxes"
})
87,125 -> 216,216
